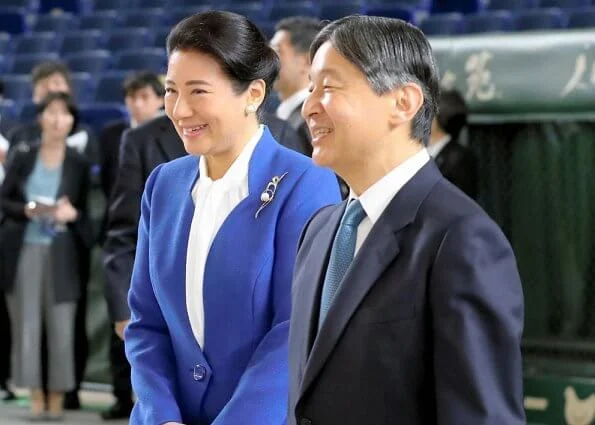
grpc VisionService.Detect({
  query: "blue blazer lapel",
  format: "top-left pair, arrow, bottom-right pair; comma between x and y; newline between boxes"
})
299,161 -> 443,401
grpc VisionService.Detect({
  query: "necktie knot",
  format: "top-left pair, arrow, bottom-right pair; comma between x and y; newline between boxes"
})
342,199 -> 366,227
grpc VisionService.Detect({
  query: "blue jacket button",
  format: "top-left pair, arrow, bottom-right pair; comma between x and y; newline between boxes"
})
193,364 -> 207,381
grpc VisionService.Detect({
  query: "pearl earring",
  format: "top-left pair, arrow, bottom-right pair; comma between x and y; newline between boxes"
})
245,104 -> 257,114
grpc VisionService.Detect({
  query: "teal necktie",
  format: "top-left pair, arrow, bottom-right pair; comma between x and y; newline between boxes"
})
318,200 -> 367,329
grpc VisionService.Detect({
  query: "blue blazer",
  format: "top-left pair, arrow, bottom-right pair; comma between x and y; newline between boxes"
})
125,128 -> 341,425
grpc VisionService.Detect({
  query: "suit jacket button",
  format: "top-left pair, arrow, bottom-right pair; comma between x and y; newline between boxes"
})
300,419 -> 312,425
193,364 -> 207,381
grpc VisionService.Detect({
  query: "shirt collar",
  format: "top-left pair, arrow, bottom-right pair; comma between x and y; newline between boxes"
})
197,124 -> 264,191
349,148 -> 430,225
427,134 -> 451,158
276,88 -> 309,120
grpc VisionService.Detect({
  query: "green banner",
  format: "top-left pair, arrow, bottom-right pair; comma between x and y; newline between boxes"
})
430,31 -> 595,122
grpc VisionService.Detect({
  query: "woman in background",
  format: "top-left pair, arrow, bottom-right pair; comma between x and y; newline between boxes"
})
0,92 -> 91,420
125,11 -> 340,425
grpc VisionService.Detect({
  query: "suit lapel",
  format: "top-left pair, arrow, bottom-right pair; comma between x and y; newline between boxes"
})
298,160 -> 443,400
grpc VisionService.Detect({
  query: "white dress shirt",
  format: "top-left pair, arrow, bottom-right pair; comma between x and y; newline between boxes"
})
426,134 -> 451,158
350,148 -> 430,256
275,88 -> 309,121
185,125 -> 264,349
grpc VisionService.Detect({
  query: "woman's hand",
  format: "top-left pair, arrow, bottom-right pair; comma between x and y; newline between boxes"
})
53,196 -> 78,224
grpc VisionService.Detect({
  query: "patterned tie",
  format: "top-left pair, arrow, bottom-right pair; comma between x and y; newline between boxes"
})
318,199 -> 367,329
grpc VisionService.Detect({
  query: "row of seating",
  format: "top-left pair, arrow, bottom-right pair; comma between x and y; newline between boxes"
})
0,28 -> 169,55
0,48 -> 166,75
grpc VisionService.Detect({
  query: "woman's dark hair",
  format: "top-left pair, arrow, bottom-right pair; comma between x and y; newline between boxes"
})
36,91 -> 79,136
166,11 -> 280,120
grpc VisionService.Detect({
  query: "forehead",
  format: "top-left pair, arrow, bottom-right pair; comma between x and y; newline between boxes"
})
310,41 -> 362,81
166,49 -> 225,81
127,85 -> 158,97
43,99 -> 69,112
270,30 -> 291,48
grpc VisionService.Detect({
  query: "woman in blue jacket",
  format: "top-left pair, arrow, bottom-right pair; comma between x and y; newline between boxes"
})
124,11 -> 341,425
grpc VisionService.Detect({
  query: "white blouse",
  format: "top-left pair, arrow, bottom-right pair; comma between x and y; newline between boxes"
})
185,125 -> 264,349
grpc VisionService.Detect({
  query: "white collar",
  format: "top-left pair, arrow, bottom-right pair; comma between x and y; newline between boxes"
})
427,134 -> 451,158
195,125 -> 264,197
349,148 -> 430,225
276,88 -> 309,120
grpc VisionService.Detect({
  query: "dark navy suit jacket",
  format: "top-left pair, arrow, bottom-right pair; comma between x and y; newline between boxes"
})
289,160 -> 525,425
125,128 -> 341,425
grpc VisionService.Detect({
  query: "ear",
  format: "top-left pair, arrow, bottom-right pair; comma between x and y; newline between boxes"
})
388,83 -> 424,128
246,79 -> 266,110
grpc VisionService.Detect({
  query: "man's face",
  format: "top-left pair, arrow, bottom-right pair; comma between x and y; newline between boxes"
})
270,30 -> 308,99
33,73 -> 70,103
125,86 -> 164,125
302,42 -> 394,177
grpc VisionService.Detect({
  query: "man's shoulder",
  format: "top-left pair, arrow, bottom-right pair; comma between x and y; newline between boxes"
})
123,115 -> 170,143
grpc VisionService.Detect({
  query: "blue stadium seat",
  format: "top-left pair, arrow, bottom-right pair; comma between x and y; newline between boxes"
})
0,100 -> 19,124
2,75 -> 32,102
71,72 -> 96,103
567,6 -> 595,28
319,3 -> 363,21
0,55 -> 8,74
94,71 -> 129,102
14,32 -> 62,55
93,0 -> 139,11
254,20 -> 276,40
268,2 -> 319,21
34,12 -> 78,32
539,0 -> 590,8
362,5 -> 415,21
419,13 -> 464,35
60,30 -> 104,55
79,103 -> 129,134
486,0 -> 538,10
79,10 -> 122,31
514,8 -> 566,30
122,9 -> 165,29
0,33 -> 10,55
114,48 -> 167,74
432,0 -> 481,14
10,53 -> 60,74
164,0 -> 211,7
0,7 -> 31,34
153,27 -> 170,49
138,0 -> 170,7
19,101 -> 38,121
225,3 -> 268,21
105,29 -> 154,53
164,6 -> 211,26
64,50 -> 112,74
39,0 -> 92,14
2,0 -> 38,10
463,10 -> 513,33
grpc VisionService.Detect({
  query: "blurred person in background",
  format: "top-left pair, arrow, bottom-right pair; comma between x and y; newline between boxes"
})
6,61 -> 94,411
428,89 -> 478,199
98,70 -> 164,421
7,61 -> 98,166
0,92 -> 92,420
270,16 -> 324,157
124,11 -> 340,425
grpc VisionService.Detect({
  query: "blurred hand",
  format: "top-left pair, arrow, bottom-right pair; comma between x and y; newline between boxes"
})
53,196 -> 78,224
115,320 -> 130,340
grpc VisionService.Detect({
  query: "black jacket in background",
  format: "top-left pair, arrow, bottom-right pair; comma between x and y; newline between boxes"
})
434,140 -> 479,200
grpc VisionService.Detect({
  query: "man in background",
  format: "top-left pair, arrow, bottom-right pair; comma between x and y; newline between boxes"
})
271,16 -> 325,157
428,89 -> 478,199
99,70 -> 164,421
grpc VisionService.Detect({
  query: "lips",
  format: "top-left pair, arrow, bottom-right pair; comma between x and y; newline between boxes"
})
181,124 -> 207,137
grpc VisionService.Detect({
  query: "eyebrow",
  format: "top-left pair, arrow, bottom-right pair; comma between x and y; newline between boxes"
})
164,79 -> 212,87
309,68 -> 343,81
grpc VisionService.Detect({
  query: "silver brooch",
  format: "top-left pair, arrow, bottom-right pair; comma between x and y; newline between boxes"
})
255,172 -> 288,218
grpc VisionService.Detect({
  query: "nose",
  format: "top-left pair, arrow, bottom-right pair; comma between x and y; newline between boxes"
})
171,93 -> 193,122
301,89 -> 320,121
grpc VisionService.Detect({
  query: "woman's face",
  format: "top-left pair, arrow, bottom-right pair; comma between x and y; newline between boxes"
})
39,99 -> 74,142
164,49 -> 261,158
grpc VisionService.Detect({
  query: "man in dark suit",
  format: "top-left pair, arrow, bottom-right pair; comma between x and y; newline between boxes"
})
270,17 -> 325,157
289,16 -> 525,425
98,71 -> 165,421
428,89 -> 478,199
